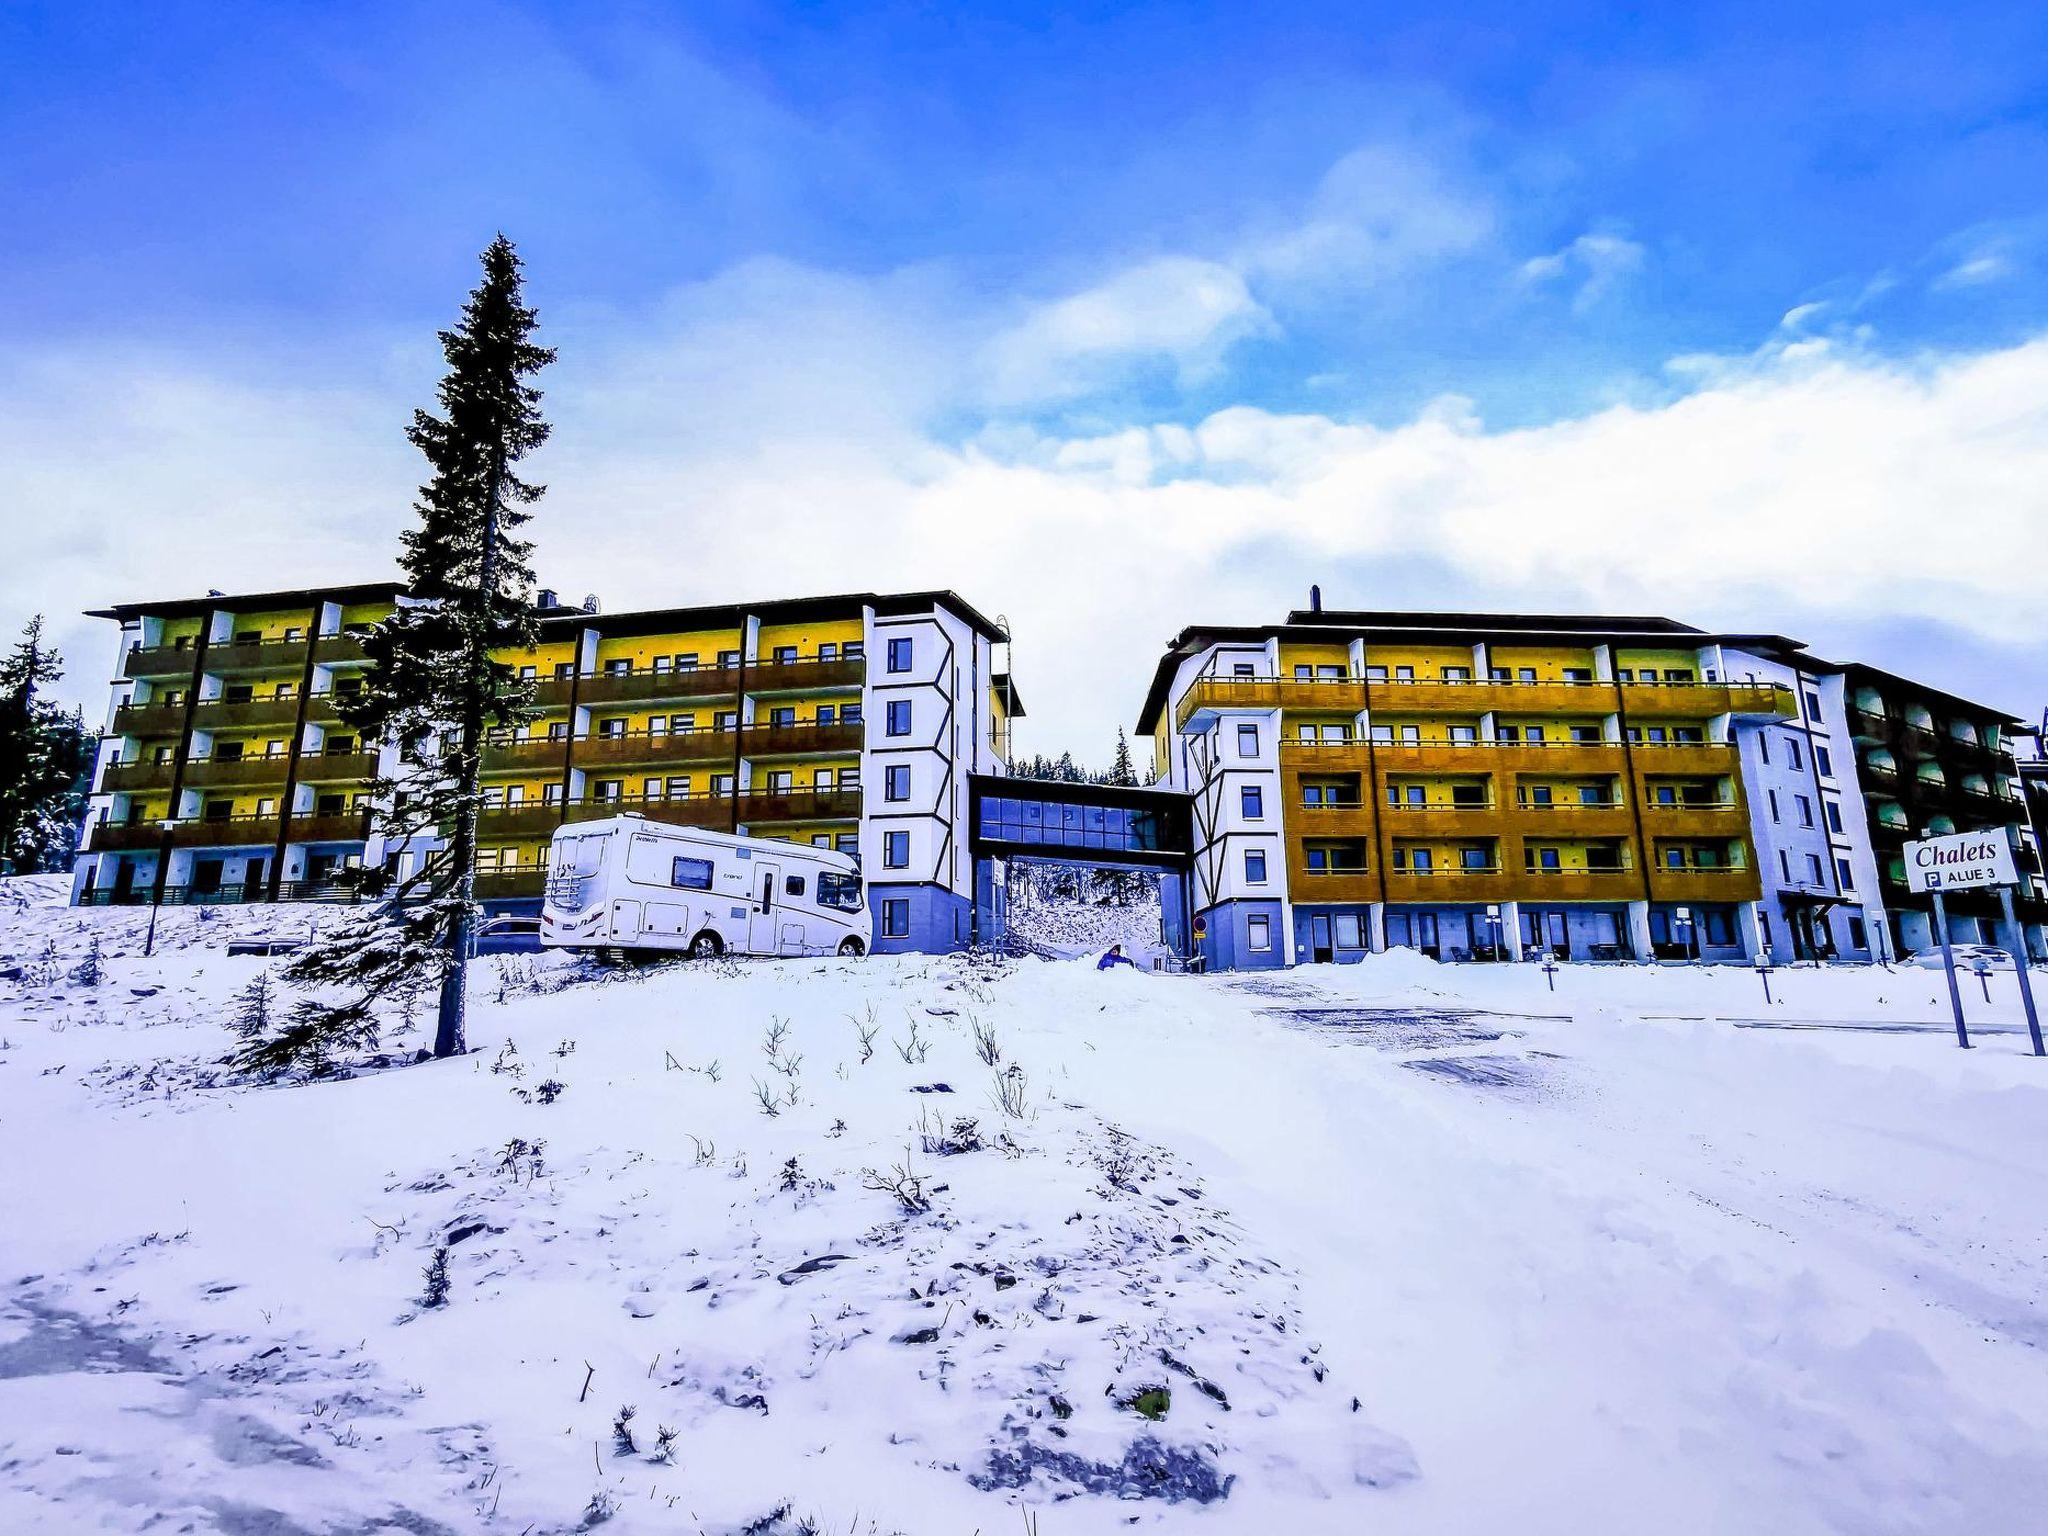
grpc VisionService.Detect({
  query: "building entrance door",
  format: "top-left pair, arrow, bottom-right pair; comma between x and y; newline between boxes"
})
1309,913 -> 1334,963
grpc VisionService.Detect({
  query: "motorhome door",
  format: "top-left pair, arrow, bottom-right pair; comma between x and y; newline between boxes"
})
749,862 -> 781,952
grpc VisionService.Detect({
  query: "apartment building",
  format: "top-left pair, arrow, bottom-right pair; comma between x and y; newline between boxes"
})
1831,663 -> 2045,960
74,584 -> 1017,954
1136,606 -> 1914,970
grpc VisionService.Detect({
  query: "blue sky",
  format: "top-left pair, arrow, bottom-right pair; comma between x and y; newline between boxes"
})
7,1 -> 2048,752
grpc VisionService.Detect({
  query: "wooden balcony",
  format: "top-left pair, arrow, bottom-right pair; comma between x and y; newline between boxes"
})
1378,802 -> 1503,839
1622,680 -> 1793,719
477,802 -> 570,841
86,810 -> 371,852
738,786 -> 864,823
1179,674 -> 1795,732
296,750 -> 380,784
740,720 -> 864,757
179,755 -> 295,790
1510,867 -> 1643,902
120,643 -> 203,680
1380,867 -> 1511,904
571,664 -> 745,708
570,728 -> 736,770
97,758 -> 177,793
197,638 -> 315,675
1638,800 -> 1748,839
1625,741 -> 1740,777
1177,675 -> 1368,728
112,696 -> 306,736
1509,799 -> 1636,839
561,796 -> 733,831
1372,740 -> 1632,777
746,655 -> 867,696
1288,868 -> 1378,903
482,735 -> 570,775
1290,802 -> 1379,840
1646,865 -> 1761,904
312,632 -> 369,666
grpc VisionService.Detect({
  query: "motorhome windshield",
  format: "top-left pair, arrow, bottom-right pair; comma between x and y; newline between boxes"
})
818,870 -> 862,912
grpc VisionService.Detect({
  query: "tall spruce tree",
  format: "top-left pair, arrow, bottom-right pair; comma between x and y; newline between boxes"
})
0,617 -> 94,875
281,235 -> 553,1063
1108,728 -> 1137,788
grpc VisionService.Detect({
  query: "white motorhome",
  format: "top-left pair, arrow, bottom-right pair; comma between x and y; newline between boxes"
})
541,815 -> 870,958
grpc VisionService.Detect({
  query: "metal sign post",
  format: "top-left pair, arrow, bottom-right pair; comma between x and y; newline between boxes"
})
1998,883 -> 2045,1057
1931,889 -> 1970,1049
1908,829 -> 2025,1053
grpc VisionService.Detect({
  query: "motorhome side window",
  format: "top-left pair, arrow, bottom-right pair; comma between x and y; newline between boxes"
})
784,874 -> 806,896
818,871 -> 862,911
671,856 -> 714,890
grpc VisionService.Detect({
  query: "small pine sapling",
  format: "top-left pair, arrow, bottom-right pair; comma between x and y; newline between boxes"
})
611,1404 -> 638,1457
68,936 -> 103,987
420,1246 -> 452,1308
230,970 -> 276,1041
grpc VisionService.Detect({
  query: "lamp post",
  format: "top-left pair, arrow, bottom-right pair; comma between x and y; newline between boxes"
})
1485,903 -> 1502,963
142,819 -> 176,959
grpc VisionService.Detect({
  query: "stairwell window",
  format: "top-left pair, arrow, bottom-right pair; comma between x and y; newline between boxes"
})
1246,915 -> 1272,953
1245,850 -> 1268,884
888,637 -> 914,673
884,831 -> 910,868
1816,745 -> 1834,778
887,701 -> 913,737
1236,723 -> 1259,757
1241,785 -> 1263,819
886,765 -> 911,801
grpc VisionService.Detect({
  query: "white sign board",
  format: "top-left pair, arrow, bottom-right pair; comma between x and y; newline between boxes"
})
1905,830 -> 2018,893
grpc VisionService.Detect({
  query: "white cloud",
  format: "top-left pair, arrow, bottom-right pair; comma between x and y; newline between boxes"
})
13,262 -> 2048,762
981,256 -> 1271,403
1521,230 -> 1646,312
977,140 -> 1492,405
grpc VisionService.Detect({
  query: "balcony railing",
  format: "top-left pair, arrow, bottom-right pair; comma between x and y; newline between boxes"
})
535,652 -> 868,710
570,727 -> 738,770
737,786 -> 864,823
739,720 -> 865,757
1178,672 -> 1794,730
78,880 -> 372,907
85,809 -> 372,852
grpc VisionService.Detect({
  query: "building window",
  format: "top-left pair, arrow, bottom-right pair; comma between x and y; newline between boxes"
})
1241,785 -> 1263,819
1825,799 -> 1844,833
886,764 -> 911,801
1805,689 -> 1823,721
1758,735 -> 1770,765
887,700 -> 912,736
888,637 -> 914,673
1236,723 -> 1259,757
1785,736 -> 1803,771
1849,914 -> 1867,950
1247,915 -> 1272,952
882,899 -> 910,938
1837,858 -> 1854,890
1704,910 -> 1735,946
884,831 -> 909,868
1778,850 -> 1791,880
1816,745 -> 1833,778
1335,913 -> 1363,947
1245,849 -> 1268,884
1808,853 -> 1825,884
1795,794 -> 1813,827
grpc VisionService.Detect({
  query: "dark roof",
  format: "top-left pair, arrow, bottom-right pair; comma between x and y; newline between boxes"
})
992,672 -> 1026,718
1134,611 -> 1809,733
1285,608 -> 1708,635
87,580 -> 404,622
1825,658 -> 2025,727
90,582 -> 1008,645
537,589 -> 1009,644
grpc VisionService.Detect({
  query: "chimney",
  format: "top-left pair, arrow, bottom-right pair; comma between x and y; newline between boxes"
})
537,588 -> 559,611
1309,584 -> 1323,614
581,593 -> 601,614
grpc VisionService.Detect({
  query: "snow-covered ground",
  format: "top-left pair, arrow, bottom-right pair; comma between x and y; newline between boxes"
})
5,888 -> 2048,1534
